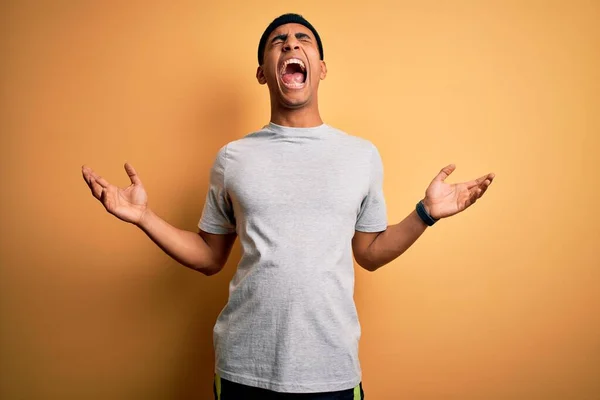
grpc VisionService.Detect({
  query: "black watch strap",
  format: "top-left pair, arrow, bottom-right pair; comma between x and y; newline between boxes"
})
416,200 -> 438,226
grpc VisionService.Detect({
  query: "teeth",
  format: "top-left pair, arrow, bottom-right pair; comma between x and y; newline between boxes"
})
280,58 -> 306,75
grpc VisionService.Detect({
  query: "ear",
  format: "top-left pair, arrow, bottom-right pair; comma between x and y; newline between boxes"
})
256,66 -> 267,85
319,60 -> 327,80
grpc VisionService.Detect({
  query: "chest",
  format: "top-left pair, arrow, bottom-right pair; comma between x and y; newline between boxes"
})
226,146 -> 370,218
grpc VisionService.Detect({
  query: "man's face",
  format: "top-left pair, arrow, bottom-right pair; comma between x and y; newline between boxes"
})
257,23 -> 327,109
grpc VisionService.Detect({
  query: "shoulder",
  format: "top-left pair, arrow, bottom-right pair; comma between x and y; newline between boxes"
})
212,126 -> 267,155
212,143 -> 229,166
325,125 -> 380,155
218,126 -> 273,152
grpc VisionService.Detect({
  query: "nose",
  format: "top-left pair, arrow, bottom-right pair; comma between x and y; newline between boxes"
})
282,38 -> 300,53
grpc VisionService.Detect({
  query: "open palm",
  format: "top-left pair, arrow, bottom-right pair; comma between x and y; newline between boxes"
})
424,164 -> 495,220
82,163 -> 148,224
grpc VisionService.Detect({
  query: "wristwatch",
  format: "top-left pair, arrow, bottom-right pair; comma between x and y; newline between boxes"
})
416,200 -> 438,226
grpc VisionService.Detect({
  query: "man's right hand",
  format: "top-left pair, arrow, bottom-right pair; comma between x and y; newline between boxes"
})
82,163 -> 148,225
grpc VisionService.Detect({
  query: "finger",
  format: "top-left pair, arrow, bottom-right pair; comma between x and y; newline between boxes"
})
465,175 -> 487,189
86,168 -> 110,189
434,164 -> 456,182
477,179 -> 493,198
124,162 -> 142,185
478,185 -> 489,198
82,169 -> 103,198
95,175 -> 110,188
468,188 -> 480,206
82,165 -> 93,186
466,172 -> 494,189
82,166 -> 102,197
89,178 -> 104,199
100,184 -> 109,206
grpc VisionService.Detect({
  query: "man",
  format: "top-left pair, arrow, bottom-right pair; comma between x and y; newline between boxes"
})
82,13 -> 494,400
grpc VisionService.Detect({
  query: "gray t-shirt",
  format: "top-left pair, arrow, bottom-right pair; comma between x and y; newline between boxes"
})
198,122 -> 387,393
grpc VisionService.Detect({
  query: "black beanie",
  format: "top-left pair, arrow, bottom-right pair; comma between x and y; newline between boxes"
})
257,13 -> 324,65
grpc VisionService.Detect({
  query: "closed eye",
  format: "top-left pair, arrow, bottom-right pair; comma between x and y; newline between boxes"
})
271,33 -> 312,45
271,34 -> 287,45
296,33 -> 312,42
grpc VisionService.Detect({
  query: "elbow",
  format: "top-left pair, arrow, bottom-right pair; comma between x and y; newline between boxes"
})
187,260 -> 223,276
201,263 -> 223,276
355,256 -> 381,272
362,262 -> 382,272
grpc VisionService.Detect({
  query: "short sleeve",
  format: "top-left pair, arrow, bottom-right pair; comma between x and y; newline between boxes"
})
355,144 -> 388,232
198,145 -> 236,234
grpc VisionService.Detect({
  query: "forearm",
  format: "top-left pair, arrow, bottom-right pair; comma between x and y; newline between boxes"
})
137,209 -> 219,275
363,210 -> 428,271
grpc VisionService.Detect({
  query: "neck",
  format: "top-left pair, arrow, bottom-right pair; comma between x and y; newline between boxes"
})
270,103 -> 323,128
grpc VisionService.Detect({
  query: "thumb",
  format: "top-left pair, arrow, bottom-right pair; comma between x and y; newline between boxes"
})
124,162 -> 142,185
434,164 -> 456,182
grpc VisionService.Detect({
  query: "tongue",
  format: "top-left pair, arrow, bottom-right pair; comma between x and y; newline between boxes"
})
282,72 -> 305,84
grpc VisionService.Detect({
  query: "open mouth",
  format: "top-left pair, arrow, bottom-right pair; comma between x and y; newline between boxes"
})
279,58 -> 307,89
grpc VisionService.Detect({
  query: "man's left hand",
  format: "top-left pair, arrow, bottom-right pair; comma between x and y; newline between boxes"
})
422,164 -> 495,220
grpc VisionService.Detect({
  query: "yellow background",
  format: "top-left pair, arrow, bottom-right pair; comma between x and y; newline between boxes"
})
1,1 -> 599,399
